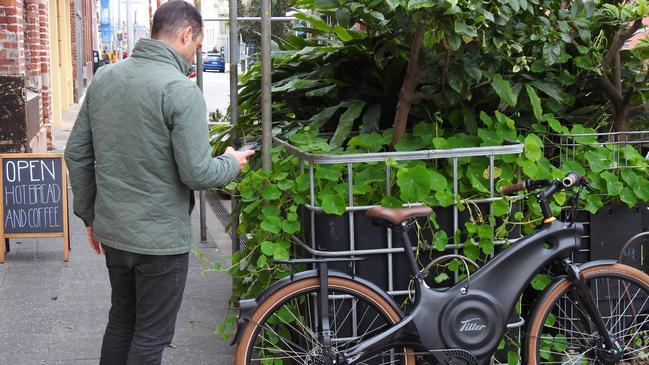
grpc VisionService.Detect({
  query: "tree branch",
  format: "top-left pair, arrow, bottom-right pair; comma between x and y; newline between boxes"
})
599,19 -> 644,110
614,52 -> 622,93
412,92 -> 438,102
629,101 -> 649,118
600,73 -> 624,108
602,19 -> 644,68
440,38 -> 451,95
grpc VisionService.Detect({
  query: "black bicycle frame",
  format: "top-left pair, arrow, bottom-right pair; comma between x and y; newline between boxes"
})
341,219 -> 584,364
339,182 -> 624,364
233,176 -> 624,364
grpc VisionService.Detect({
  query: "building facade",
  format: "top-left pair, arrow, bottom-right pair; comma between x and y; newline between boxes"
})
0,0 -> 52,152
0,0 -> 97,153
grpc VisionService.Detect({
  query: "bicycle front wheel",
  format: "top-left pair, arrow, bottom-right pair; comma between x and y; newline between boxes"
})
526,263 -> 649,364
234,276 -> 415,365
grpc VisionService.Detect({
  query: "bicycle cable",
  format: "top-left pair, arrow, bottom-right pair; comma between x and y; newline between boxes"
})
417,254 -> 480,297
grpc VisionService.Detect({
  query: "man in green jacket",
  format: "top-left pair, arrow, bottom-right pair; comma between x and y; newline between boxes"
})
64,1 -> 254,364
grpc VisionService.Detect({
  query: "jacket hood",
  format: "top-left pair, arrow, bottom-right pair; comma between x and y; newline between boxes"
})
131,38 -> 194,76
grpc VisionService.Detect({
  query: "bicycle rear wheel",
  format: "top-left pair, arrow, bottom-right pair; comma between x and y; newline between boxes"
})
526,263 -> 649,364
234,276 -> 415,365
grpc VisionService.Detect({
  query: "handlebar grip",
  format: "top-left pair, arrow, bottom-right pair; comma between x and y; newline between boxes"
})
500,181 -> 526,195
562,171 -> 580,188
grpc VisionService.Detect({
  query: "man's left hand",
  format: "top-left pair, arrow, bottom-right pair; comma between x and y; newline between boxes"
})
86,226 -> 102,254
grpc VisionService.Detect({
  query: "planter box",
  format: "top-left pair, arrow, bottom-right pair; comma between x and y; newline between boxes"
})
299,202 -> 520,300
590,204 -> 649,271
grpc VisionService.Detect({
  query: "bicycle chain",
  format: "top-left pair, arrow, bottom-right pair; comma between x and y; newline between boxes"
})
380,350 -> 477,365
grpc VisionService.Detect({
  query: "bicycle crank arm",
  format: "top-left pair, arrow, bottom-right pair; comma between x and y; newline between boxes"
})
341,315 -> 418,363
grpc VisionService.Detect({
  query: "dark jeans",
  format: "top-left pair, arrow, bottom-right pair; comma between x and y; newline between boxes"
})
100,245 -> 189,365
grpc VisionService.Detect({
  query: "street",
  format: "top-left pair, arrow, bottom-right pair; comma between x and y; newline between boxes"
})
202,70 -> 230,117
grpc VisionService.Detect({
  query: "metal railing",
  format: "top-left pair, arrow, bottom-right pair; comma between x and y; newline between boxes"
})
551,131 -> 649,170
275,137 -> 526,364
275,136 -> 525,296
549,131 -> 649,264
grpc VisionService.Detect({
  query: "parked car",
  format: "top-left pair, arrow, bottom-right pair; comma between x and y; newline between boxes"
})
203,53 -> 225,72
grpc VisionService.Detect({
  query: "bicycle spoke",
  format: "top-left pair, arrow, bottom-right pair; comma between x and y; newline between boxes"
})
244,281 -> 407,365
252,322 -> 310,363
272,300 -> 321,349
532,269 -> 649,364
608,284 -> 640,332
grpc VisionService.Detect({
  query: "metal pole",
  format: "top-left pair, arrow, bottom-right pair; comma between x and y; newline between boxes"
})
196,0 -> 207,243
117,0 -> 121,53
229,0 -> 240,254
261,0 -> 272,170
203,16 -> 297,21
126,0 -> 134,54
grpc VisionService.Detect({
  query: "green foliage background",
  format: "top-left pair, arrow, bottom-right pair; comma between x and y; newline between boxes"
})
208,0 -> 649,356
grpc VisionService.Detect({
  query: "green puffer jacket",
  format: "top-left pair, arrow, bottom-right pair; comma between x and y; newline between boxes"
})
64,38 -> 239,255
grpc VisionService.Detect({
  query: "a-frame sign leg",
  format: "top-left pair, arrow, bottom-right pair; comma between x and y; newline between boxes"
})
0,238 -> 6,263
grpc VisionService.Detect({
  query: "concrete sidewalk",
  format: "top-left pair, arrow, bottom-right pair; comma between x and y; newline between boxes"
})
0,106 -> 236,364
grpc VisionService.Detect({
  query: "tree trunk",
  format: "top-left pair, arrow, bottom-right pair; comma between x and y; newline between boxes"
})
598,19 -> 644,132
613,109 -> 630,134
391,78 -> 419,145
391,25 -> 426,146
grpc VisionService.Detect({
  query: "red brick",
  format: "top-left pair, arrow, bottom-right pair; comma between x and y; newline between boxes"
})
0,15 -> 20,24
4,7 -> 17,16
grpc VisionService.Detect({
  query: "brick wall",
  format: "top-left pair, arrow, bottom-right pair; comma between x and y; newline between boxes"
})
0,0 -> 26,76
70,0 -> 78,101
24,0 -> 41,120
82,0 -> 96,86
0,0 -> 51,152
39,0 -> 50,125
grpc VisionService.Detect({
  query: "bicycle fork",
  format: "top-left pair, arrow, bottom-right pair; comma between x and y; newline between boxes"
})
562,259 -> 624,363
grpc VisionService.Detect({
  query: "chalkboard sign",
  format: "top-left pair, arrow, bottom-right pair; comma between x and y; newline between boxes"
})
0,153 -> 69,262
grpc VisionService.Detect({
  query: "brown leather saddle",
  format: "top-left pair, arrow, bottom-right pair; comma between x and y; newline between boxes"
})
366,206 -> 433,227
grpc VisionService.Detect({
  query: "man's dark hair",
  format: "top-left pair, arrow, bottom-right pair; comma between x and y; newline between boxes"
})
151,1 -> 203,40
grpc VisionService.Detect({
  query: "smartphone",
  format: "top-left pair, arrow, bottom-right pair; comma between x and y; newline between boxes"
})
238,143 -> 260,151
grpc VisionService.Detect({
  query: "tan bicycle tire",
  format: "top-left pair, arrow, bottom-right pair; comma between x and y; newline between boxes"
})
234,276 -> 415,364
525,263 -> 649,364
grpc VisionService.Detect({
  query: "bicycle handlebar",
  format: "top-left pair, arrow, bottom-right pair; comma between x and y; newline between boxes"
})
500,181 -> 526,195
500,179 -> 552,195
562,171 -> 580,188
500,172 -> 581,195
